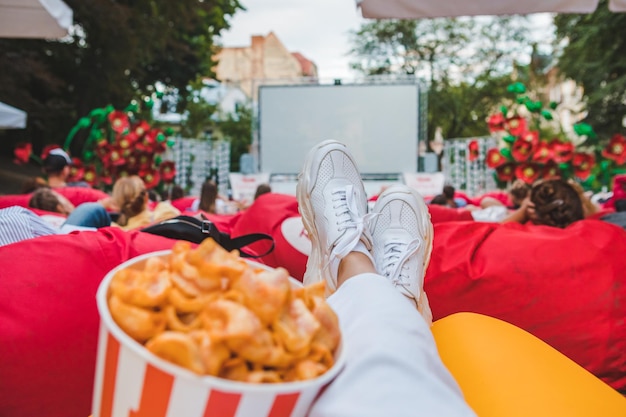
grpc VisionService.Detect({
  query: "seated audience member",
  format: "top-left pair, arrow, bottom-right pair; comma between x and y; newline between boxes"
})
191,179 -> 242,214
43,148 -> 90,188
254,183 -> 272,200
502,178 -> 584,228
29,187 -> 112,229
479,179 -> 531,210
169,184 -> 185,201
0,186 -> 113,247
443,184 -> 463,208
429,194 -> 450,206
110,175 -> 180,230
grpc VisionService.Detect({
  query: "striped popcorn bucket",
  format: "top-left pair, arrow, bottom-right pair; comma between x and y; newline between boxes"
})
92,251 -> 346,417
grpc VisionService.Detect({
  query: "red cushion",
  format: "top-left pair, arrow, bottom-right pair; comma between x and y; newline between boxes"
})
231,193 -> 307,281
0,187 -> 109,210
0,193 -> 30,209
170,196 -> 198,212
425,219 -> 626,393
0,228 -> 180,417
427,204 -> 474,223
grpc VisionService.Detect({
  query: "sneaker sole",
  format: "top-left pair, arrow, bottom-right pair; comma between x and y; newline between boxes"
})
296,139 -> 364,292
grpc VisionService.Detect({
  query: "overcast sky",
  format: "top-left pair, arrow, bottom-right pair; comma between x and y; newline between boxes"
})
218,1 -> 555,82
218,0 -> 366,81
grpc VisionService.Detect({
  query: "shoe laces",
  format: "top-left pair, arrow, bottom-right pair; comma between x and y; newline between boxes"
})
382,237 -> 420,287
329,184 -> 373,260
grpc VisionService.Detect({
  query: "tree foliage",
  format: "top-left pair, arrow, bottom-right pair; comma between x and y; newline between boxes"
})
0,0 -> 242,156
555,0 -> 626,139
349,16 -> 545,141
215,103 -> 253,172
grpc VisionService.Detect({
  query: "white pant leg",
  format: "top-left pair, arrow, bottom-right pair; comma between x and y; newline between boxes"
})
309,273 -> 476,417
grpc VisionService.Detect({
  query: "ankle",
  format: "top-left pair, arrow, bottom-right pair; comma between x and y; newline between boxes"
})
337,251 -> 376,287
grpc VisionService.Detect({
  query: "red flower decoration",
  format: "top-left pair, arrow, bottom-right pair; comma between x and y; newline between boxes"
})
159,161 -> 177,183
533,141 -> 553,164
520,131 -> 539,148
486,149 -> 507,168
136,130 -> 156,152
602,134 -> 626,166
515,163 -> 541,184
13,142 -> 32,164
68,158 -> 85,182
107,111 -> 130,134
82,165 -> 98,186
487,113 -> 506,132
542,161 -> 561,180
141,169 -> 161,189
572,153 -> 595,181
496,162 -> 516,182
132,121 -> 151,137
505,116 -> 527,136
468,140 -> 479,162
103,147 -> 127,167
116,132 -> 139,150
512,137 -> 534,162
551,140 -> 574,163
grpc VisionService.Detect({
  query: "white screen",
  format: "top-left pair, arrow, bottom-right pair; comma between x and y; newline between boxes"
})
258,83 -> 420,175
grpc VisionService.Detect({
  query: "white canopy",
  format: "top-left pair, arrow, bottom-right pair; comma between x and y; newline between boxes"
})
0,0 -> 73,39
0,102 -> 27,129
356,0 -> 626,19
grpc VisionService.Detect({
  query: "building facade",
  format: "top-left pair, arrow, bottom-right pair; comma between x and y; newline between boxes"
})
214,32 -> 318,99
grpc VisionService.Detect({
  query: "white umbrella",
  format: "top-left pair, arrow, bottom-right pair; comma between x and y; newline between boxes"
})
0,0 -> 73,39
356,0 -> 626,19
0,101 -> 27,129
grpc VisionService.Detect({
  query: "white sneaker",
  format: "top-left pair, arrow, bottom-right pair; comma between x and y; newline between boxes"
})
370,185 -> 434,324
297,140 -> 373,294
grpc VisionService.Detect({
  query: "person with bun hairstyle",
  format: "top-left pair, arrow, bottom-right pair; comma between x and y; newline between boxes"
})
502,178 -> 585,228
110,175 -> 180,230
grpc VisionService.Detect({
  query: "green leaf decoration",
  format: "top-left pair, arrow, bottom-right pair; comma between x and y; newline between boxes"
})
573,123 -> 596,138
154,155 -> 163,165
525,101 -> 542,113
507,82 -> 526,94
549,101 -> 558,110
501,148 -> 512,160
516,96 -> 528,104
166,138 -> 176,147
503,135 -> 516,143
165,127 -> 174,136
541,110 -> 553,120
156,133 -> 166,143
500,105 -> 508,116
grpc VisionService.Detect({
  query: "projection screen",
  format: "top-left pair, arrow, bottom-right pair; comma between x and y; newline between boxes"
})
258,83 -> 420,175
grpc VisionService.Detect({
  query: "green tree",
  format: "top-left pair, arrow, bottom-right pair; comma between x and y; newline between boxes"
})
0,0 -> 242,156
555,1 -> 626,138
349,16 -> 546,141
215,103 -> 253,172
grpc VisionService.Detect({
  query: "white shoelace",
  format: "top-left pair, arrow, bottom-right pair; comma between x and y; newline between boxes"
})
382,238 -> 420,287
329,184 -> 373,260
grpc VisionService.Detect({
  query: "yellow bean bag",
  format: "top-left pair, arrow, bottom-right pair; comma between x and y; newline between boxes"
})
432,312 -> 626,417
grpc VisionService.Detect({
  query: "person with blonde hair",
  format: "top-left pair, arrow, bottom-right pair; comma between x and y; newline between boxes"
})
111,175 -> 180,230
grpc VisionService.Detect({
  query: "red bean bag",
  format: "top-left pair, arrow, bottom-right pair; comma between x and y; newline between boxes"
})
0,186 -> 109,209
230,193 -> 308,281
170,196 -> 197,212
0,228 -> 181,417
425,219 -> 626,393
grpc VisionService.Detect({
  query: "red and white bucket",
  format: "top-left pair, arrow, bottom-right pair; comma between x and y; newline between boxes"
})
92,250 -> 345,417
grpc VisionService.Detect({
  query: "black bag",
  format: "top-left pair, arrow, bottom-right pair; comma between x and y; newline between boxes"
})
141,215 -> 274,259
